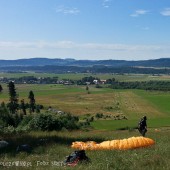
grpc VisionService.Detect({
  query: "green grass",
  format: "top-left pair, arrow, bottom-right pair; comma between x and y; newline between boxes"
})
134,90 -> 170,115
91,118 -> 170,131
0,129 -> 170,170
91,120 -> 137,130
1,84 -> 170,119
0,84 -> 84,98
1,72 -> 170,81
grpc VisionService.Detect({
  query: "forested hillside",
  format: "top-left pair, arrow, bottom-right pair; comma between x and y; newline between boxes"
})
0,58 -> 170,67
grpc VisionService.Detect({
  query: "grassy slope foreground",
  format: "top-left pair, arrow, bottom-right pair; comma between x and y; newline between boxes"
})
0,129 -> 170,170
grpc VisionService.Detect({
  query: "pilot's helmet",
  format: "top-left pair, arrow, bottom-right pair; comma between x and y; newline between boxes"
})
143,116 -> 147,120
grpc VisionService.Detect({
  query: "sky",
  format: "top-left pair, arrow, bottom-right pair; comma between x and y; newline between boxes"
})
0,0 -> 170,61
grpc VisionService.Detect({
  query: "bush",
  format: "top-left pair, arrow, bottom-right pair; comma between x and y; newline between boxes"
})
0,106 -> 23,127
18,112 -> 80,131
16,115 -> 33,132
95,84 -> 102,88
95,113 -> 103,119
0,125 -> 16,135
57,113 -> 79,130
29,113 -> 62,131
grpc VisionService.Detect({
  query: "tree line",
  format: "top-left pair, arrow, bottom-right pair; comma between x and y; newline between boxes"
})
1,65 -> 170,74
109,80 -> 170,91
1,76 -> 170,91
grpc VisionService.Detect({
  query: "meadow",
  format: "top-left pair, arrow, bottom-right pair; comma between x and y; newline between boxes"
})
0,129 -> 170,170
1,72 -> 170,81
0,80 -> 170,129
0,73 -> 170,169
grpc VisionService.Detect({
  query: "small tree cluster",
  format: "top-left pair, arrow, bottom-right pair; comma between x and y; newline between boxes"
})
19,112 -> 80,131
0,82 -> 43,128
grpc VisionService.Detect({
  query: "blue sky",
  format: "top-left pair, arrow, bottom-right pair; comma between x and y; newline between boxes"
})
0,0 -> 170,60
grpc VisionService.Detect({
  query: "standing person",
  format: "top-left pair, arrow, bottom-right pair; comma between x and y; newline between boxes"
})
138,116 -> 147,137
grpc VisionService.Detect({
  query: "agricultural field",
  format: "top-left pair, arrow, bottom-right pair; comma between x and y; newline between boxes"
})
0,82 -> 170,129
1,72 -> 170,81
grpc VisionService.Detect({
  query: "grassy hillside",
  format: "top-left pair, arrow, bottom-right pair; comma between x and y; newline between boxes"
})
0,129 -> 170,170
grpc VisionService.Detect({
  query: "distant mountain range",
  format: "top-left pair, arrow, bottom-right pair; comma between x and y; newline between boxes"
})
0,58 -> 170,67
0,58 -> 170,74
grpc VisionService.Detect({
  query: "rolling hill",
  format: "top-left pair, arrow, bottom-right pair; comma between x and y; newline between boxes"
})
0,58 -> 170,74
0,58 -> 170,67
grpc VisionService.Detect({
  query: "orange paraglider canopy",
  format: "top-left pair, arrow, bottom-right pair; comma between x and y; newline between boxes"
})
71,136 -> 155,150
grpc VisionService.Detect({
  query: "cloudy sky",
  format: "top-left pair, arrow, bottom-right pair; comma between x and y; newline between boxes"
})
0,0 -> 170,60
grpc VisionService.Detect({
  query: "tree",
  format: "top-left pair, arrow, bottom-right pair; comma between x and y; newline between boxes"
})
28,90 -> 35,113
0,84 -> 3,92
86,85 -> 90,94
20,99 -> 26,115
7,81 -> 19,114
86,85 -> 89,91
106,78 -> 116,84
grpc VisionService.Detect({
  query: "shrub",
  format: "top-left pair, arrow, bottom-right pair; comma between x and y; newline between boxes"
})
95,113 -> 103,119
58,113 -> 79,130
95,84 -> 102,88
0,125 -> 16,134
21,112 -> 80,131
29,113 -> 62,131
16,115 -> 33,132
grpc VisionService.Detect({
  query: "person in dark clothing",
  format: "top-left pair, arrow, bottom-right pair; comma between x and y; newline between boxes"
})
138,116 -> 147,137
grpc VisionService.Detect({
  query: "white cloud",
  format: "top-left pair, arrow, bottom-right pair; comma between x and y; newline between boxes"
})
160,8 -> 170,16
102,0 -> 112,8
136,25 -> 150,31
0,41 -> 76,49
142,26 -> 150,30
0,41 -> 167,51
130,9 -> 149,17
56,6 -> 80,15
0,41 -> 170,60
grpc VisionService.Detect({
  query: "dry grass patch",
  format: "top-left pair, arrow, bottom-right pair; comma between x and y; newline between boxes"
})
37,92 -> 121,115
119,91 -> 165,119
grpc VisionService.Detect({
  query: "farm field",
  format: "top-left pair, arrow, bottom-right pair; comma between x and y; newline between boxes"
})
1,72 -> 170,81
0,84 -> 170,118
0,82 -> 170,130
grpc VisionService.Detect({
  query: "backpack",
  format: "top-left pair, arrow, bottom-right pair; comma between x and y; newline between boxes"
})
16,144 -> 32,153
64,150 -> 90,166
